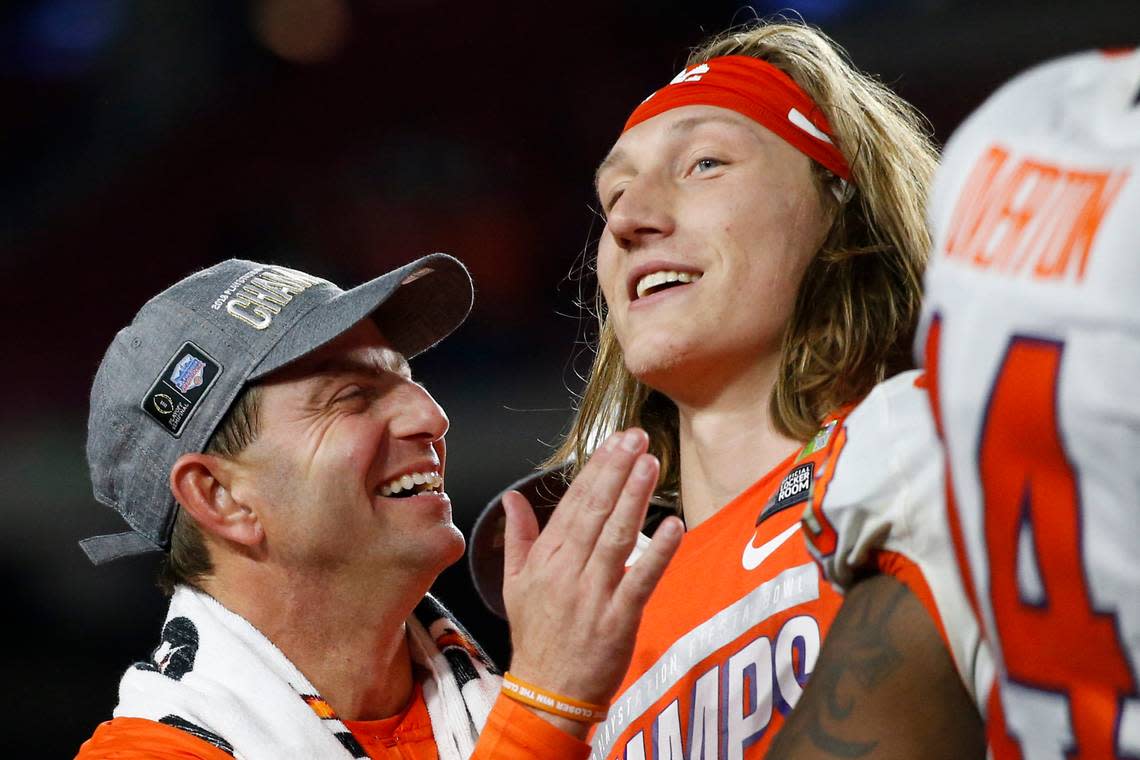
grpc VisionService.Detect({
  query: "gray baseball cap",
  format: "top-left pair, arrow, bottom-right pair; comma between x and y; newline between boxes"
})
82,253 -> 473,564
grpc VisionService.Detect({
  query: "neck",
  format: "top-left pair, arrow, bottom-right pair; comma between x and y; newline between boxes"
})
672,353 -> 801,528
202,562 -> 428,721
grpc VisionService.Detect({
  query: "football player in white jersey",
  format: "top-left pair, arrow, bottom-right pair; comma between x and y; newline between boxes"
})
769,366 -> 994,760
918,48 -> 1140,759
801,48 -> 1140,760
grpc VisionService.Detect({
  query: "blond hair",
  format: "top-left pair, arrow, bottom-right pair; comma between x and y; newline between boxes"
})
547,20 -> 937,506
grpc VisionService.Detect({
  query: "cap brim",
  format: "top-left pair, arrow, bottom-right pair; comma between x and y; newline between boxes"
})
468,465 -> 571,619
251,252 -> 472,379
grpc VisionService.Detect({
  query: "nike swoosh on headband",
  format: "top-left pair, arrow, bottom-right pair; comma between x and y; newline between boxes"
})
788,107 -> 834,144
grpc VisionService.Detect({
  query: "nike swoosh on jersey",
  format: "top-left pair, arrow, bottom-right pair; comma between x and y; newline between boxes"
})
741,521 -> 802,571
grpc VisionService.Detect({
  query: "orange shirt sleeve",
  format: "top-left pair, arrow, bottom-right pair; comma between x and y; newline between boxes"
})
74,717 -> 237,760
873,549 -> 953,653
472,693 -> 591,760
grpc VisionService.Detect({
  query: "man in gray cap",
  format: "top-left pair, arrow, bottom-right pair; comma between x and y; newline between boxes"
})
75,254 -> 683,759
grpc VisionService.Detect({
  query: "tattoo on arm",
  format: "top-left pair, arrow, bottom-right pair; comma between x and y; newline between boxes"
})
768,578 -> 911,758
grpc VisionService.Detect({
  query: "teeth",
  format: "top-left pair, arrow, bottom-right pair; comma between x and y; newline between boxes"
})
380,471 -> 443,498
635,270 -> 701,299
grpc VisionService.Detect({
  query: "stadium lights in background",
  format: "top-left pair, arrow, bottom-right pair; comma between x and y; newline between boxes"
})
251,0 -> 350,64
6,0 -> 126,78
748,0 -> 857,23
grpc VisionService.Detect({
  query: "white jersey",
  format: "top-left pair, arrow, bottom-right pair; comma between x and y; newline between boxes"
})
918,49 -> 1140,759
802,370 -> 994,708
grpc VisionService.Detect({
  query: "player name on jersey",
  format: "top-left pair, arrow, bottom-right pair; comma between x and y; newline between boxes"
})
942,144 -> 1127,283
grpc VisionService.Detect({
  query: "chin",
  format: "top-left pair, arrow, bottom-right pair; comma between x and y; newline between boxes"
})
621,328 -> 692,376
439,527 -> 467,568
624,339 -> 706,393
416,525 -> 467,574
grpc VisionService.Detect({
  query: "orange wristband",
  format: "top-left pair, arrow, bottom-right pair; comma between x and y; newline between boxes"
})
500,672 -> 609,724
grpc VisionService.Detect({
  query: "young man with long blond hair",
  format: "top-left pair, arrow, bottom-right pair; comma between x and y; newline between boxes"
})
474,21 -> 988,759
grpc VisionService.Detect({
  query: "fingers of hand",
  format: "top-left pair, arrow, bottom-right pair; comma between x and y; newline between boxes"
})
540,429 -> 646,541
502,490 -> 540,580
585,453 -> 660,582
615,515 -> 684,610
552,429 -> 649,564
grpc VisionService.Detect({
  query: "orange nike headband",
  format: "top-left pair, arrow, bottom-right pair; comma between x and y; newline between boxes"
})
623,55 -> 852,182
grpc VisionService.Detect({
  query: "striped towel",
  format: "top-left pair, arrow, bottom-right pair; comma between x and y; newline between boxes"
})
114,586 -> 501,759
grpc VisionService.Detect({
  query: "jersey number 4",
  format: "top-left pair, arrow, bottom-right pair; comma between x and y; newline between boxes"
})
928,320 -> 1140,759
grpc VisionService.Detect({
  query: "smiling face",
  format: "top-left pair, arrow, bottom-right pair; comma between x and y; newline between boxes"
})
595,105 -> 832,401
225,318 -> 463,584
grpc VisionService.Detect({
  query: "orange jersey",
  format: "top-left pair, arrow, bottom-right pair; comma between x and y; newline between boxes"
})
920,50 -> 1140,759
592,428 -> 847,760
76,691 -> 589,760
77,717 -> 236,760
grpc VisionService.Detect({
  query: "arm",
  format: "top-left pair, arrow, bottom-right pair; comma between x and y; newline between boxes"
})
472,694 -> 596,759
767,574 -> 985,760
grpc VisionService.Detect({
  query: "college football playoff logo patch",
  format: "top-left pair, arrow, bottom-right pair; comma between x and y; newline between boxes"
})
141,341 -> 222,438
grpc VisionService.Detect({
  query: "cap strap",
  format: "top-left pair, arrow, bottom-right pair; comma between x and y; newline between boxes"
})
79,531 -> 163,565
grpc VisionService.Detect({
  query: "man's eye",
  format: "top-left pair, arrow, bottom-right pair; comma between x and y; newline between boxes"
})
693,157 -> 723,173
333,387 -> 367,404
604,188 -> 625,214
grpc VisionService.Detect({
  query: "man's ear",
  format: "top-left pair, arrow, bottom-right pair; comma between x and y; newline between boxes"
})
170,453 -> 264,548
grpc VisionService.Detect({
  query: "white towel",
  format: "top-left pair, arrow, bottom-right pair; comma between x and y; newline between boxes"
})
115,586 -> 501,759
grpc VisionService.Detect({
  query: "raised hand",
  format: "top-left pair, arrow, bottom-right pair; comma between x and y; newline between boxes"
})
500,428 -> 684,735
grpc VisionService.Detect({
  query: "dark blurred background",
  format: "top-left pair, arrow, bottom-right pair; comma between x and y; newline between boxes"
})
1,0 -> 1134,754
